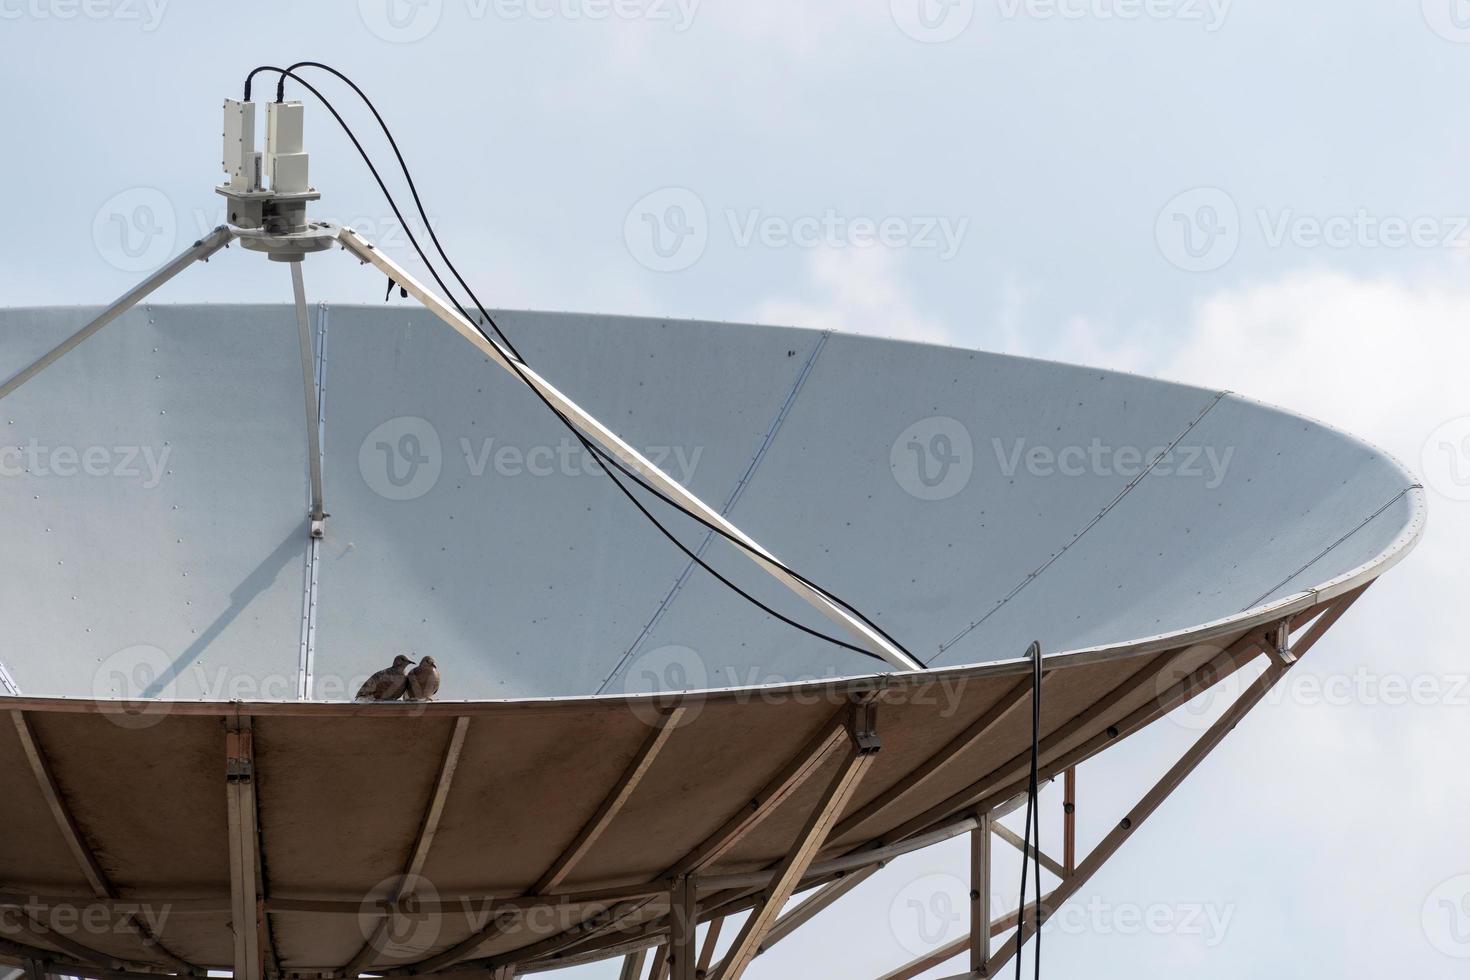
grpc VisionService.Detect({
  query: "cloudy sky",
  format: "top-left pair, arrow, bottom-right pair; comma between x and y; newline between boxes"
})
2,0 -> 1468,976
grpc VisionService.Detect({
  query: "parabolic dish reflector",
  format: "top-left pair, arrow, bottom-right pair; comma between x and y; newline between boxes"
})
0,303 -> 1423,975
0,304 -> 1422,700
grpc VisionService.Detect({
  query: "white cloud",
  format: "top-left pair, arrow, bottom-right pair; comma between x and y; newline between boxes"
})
991,268 -> 1470,975
1015,269 -> 1468,486
749,246 -> 952,344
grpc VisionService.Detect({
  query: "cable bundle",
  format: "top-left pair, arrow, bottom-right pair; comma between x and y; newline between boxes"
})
240,63 -> 926,672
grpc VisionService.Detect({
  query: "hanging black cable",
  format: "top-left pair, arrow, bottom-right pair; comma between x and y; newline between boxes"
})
262,62 -> 923,666
1015,640 -> 1044,979
241,64 -> 925,669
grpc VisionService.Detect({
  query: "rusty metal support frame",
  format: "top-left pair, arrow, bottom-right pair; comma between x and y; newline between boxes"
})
461,609 -> 1333,975
969,814 -> 991,976
709,703 -> 880,980
0,938 -> 156,980
539,709 -> 689,896
876,591 -> 1362,980
646,945 -> 668,980
668,876 -> 698,980
617,949 -> 648,980
0,597 -> 1364,978
345,716 -> 472,976
470,703 -> 879,977
674,706 -> 856,880
756,864 -> 876,957
696,916 -> 726,976
226,718 -> 264,980
8,709 -> 200,976
1063,768 -> 1077,876
413,710 -> 685,974
831,677 -> 1037,843
510,704 -> 870,972
989,822 -> 1065,880
509,702 -> 881,979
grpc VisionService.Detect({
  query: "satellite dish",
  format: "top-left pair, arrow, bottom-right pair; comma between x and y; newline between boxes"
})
0,68 -> 1424,980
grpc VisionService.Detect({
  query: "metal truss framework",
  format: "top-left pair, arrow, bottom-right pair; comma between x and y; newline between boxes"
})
0,588 -> 1360,980
599,593 -> 1354,980
0,223 -> 1376,979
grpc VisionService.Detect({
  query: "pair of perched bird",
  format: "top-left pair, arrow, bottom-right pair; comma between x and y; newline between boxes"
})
356,655 -> 440,702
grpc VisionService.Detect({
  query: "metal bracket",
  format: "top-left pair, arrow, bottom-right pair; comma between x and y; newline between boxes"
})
225,730 -> 254,784
226,757 -> 253,783
849,701 -> 882,756
1266,620 -> 1297,666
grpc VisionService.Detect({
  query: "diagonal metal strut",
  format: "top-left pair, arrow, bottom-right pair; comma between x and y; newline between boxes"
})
289,260 -> 325,524
334,226 -> 923,672
0,227 -> 234,403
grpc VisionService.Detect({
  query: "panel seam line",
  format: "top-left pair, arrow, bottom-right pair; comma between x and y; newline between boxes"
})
1244,483 -> 1420,609
938,388 -> 1232,657
596,330 -> 834,693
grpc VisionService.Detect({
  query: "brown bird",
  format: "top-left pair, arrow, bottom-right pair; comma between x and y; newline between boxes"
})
405,656 -> 441,702
356,655 -> 415,701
